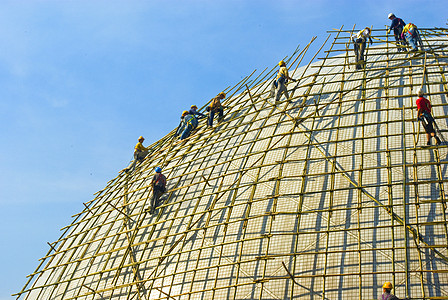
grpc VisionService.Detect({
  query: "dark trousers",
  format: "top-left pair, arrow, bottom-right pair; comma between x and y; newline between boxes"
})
208,107 -> 224,126
152,186 -> 165,209
354,40 -> 366,69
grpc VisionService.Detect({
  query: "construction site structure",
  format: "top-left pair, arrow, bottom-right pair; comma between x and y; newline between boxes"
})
15,26 -> 448,300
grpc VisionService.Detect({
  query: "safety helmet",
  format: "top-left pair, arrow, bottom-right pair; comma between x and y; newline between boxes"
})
182,110 -> 189,116
138,136 -> 145,141
382,282 -> 393,289
155,167 -> 162,173
218,92 -> 226,98
417,88 -> 424,96
388,13 -> 395,19
191,105 -> 198,109
279,60 -> 286,66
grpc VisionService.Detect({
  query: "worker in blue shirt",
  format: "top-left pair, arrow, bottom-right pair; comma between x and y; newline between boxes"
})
189,105 -> 206,119
387,13 -> 406,52
176,110 -> 198,140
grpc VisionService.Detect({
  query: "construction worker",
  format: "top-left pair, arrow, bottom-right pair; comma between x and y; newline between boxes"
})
416,89 -> 441,146
207,92 -> 225,127
379,282 -> 400,300
351,27 -> 373,70
270,60 -> 296,103
122,136 -> 149,173
189,105 -> 206,119
176,110 -> 198,140
387,13 -> 406,52
150,167 -> 166,214
401,22 -> 422,51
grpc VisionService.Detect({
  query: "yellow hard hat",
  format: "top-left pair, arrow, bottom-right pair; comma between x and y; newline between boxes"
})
382,282 -> 393,289
218,92 -> 226,98
191,105 -> 197,109
138,136 -> 144,140
182,110 -> 189,116
279,60 -> 286,66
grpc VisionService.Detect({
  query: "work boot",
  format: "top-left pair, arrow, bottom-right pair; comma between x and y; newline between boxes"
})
435,136 -> 441,145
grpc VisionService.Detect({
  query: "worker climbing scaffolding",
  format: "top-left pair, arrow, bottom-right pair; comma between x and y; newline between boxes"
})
351,27 -> 373,70
121,136 -> 150,173
150,167 -> 166,214
176,110 -> 199,140
207,92 -> 225,127
387,13 -> 406,52
270,60 -> 296,102
401,22 -> 423,51
416,89 -> 441,146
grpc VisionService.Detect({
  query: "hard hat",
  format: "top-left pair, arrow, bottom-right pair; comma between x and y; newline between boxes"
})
279,60 -> 286,66
155,167 -> 162,173
218,92 -> 226,98
388,13 -> 395,19
383,282 -> 393,289
417,88 -> 424,96
182,110 -> 189,116
191,105 -> 198,109
138,136 -> 144,140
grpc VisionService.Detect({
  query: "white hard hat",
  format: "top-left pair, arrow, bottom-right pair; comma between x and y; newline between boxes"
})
417,88 -> 424,96
388,13 -> 395,18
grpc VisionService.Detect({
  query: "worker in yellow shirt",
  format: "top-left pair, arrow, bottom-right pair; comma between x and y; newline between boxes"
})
270,60 -> 296,103
122,136 -> 150,173
401,23 -> 422,51
351,27 -> 373,70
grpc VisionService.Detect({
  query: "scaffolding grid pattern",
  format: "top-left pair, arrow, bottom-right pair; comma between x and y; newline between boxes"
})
16,27 -> 448,300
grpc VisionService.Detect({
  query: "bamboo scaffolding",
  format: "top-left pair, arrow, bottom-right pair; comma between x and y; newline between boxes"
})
15,27 -> 448,300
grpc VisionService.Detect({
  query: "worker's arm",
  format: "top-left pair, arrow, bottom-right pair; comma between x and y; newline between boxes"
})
369,36 -> 373,45
284,69 -> 296,82
195,111 -> 206,118
417,108 -> 424,117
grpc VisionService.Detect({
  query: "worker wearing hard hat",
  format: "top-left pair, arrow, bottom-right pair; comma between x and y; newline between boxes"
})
207,92 -> 226,127
121,136 -> 150,173
379,282 -> 400,300
150,167 -> 166,214
176,110 -> 199,140
188,105 -> 206,119
416,89 -> 441,146
387,13 -> 406,52
270,60 -> 296,103
351,27 -> 373,70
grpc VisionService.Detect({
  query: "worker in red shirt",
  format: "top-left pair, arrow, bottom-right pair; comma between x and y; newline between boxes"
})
416,89 -> 441,146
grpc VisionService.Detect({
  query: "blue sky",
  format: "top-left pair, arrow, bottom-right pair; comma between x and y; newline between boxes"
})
1,1 -> 447,299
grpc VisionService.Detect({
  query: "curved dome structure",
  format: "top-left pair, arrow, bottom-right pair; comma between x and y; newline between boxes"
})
17,27 -> 448,299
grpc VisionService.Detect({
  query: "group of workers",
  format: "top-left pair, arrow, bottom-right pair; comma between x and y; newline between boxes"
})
119,92 -> 226,213
119,12 -> 442,215
175,92 -> 226,141
351,13 -> 423,70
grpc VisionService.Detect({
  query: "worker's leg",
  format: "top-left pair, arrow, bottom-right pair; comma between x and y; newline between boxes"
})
180,124 -> 192,140
208,110 -> 215,127
217,107 -> 224,122
394,34 -> 403,51
275,82 -> 285,102
405,32 -> 417,51
415,29 -> 424,51
353,42 -> 360,66
270,80 -> 277,98
150,187 -> 161,213
359,41 -> 366,64
124,150 -> 148,173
